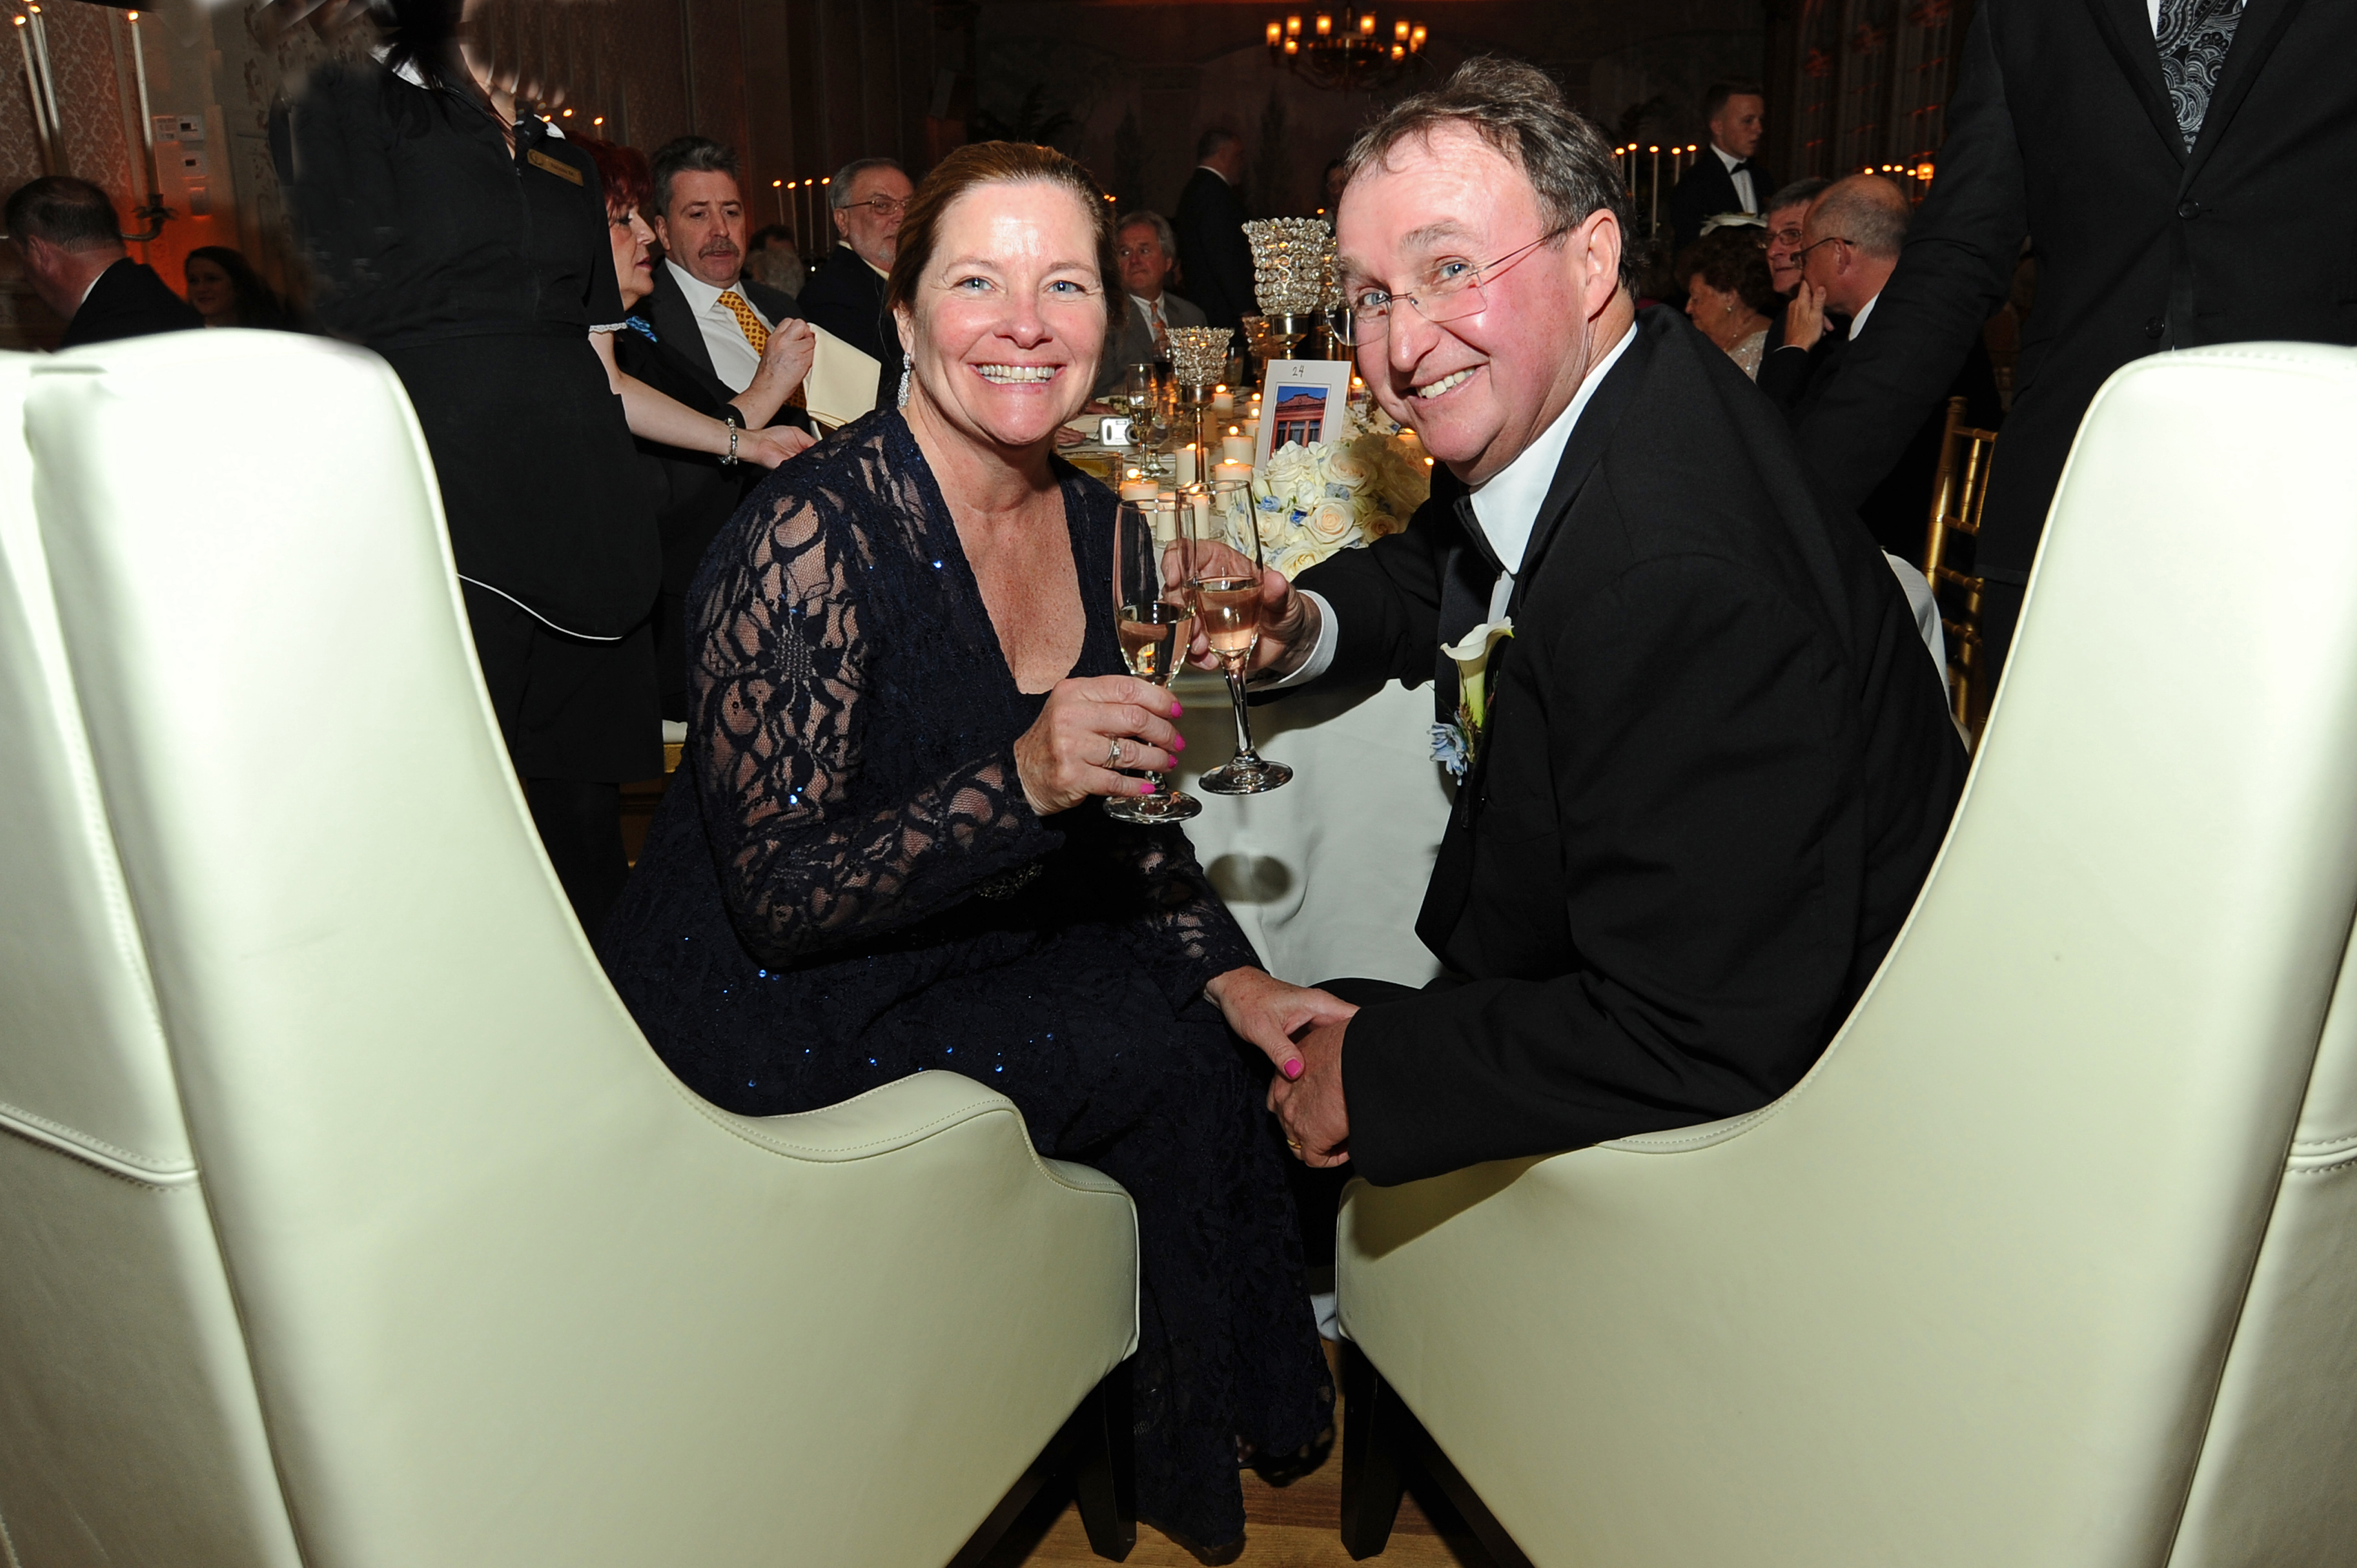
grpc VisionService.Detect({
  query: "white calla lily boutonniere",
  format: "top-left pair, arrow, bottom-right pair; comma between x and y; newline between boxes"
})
1430,618 -> 1513,781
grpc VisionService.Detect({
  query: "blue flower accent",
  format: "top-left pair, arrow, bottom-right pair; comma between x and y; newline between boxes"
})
1257,494 -> 1286,512
1430,721 -> 1470,780
1326,483 -> 1352,500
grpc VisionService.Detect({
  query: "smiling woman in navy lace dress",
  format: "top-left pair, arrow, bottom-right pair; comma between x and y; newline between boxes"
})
597,141 -> 1345,1551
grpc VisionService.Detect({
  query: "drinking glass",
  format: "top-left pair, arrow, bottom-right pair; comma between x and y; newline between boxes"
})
1103,497 -> 1202,823
1190,478 -> 1293,794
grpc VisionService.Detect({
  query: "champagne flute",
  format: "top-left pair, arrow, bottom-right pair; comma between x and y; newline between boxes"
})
1104,497 -> 1202,824
1191,477 -> 1293,795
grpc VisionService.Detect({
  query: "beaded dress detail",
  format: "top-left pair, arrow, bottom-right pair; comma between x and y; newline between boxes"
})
599,410 -> 1331,1549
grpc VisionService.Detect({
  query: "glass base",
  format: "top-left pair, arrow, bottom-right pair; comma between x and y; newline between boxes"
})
1103,787 -> 1203,822
1197,756 -> 1293,795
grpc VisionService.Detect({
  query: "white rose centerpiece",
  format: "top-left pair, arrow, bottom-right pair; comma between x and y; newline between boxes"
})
1245,414 -> 1433,581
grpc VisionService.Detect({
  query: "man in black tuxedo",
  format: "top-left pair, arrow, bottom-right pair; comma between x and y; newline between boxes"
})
1172,128 -> 1254,334
639,138 -> 806,404
1665,80 -> 1772,257
796,157 -> 913,411
5,177 -> 200,348
1232,59 -> 1965,1187
1799,0 -> 2357,688
1759,175 -> 2001,565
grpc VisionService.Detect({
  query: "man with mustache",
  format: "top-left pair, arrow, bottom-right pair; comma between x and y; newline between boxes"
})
641,136 -> 806,401
1231,58 -> 1965,1188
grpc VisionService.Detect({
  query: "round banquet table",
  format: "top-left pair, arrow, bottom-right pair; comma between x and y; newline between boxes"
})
1167,672 -> 1451,989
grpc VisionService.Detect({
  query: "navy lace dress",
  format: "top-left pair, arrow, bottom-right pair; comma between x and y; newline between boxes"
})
597,410 -> 1331,1549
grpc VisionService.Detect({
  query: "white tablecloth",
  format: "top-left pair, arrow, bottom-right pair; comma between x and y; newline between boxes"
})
1168,673 -> 1450,989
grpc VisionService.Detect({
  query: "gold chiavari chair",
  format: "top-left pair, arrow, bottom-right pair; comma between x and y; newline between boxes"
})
1922,394 -> 2001,745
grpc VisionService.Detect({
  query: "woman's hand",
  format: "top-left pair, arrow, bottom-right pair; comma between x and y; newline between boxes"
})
1205,966 -> 1359,1083
737,424 -> 817,468
1012,674 -> 1186,814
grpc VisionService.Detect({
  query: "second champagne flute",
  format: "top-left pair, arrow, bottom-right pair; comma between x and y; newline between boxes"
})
1191,477 -> 1293,794
1104,497 -> 1202,823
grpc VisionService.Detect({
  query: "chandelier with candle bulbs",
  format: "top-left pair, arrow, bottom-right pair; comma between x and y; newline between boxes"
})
1265,11 -> 1428,93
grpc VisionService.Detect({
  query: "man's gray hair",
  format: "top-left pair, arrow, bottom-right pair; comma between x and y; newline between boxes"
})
1115,209 -> 1178,259
1808,173 -> 1911,260
1340,56 -> 1635,287
1762,176 -> 1830,218
649,135 -> 740,218
829,157 -> 905,209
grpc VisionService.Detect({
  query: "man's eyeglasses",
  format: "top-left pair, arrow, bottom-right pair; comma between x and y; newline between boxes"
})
1792,236 -> 1853,264
841,195 -> 909,218
1335,230 -> 1565,346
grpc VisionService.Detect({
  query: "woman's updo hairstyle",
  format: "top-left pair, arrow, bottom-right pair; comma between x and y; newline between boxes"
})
884,141 -> 1124,334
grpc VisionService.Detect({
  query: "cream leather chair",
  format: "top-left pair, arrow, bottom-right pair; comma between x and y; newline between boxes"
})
0,334 -> 1139,1567
1336,342 -> 2357,1567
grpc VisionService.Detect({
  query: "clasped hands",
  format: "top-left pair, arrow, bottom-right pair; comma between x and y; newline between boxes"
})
1208,967 -> 1356,1167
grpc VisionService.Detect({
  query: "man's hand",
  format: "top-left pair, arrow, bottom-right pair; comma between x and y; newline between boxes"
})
1784,280 -> 1828,352
1186,558 -> 1320,678
1268,1015 -> 1351,1167
1205,966 -> 1357,1081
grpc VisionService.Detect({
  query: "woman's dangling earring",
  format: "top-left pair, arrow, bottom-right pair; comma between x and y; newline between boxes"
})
897,358 -> 912,409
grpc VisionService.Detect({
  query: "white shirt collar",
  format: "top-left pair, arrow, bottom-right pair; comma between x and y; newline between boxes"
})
667,256 -> 736,313
1131,291 -> 1166,319
1196,163 -> 1233,186
1468,321 -> 1638,575
1848,291 -> 1881,340
1712,142 -> 1745,172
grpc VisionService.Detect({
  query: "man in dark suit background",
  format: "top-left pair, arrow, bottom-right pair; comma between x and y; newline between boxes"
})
1760,174 -> 2001,564
1219,59 -> 1965,1188
639,138 -> 806,406
1798,0 -> 2357,688
1172,128 -> 1254,334
5,177 -> 201,348
1094,210 -> 1210,400
1665,80 -> 1772,257
796,156 -> 913,411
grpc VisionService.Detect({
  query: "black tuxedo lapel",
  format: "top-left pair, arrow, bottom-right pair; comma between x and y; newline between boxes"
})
647,266 -> 721,388
2181,0 -> 2307,183
2083,0 -> 2189,163
1412,321 -> 1654,956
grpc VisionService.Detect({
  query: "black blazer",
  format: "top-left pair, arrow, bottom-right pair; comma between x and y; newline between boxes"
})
1172,167 -> 1254,333
1800,0 -> 2357,585
640,261 -> 802,399
60,259 -> 203,348
796,246 -> 900,411
1762,321 -> 2003,564
1293,308 -> 1967,1187
1666,150 -> 1772,257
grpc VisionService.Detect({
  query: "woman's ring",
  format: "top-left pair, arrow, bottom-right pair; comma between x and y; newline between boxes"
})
1105,736 -> 1126,768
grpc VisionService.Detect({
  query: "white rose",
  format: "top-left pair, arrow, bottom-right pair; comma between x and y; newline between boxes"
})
1262,442 -> 1313,490
1362,510 -> 1405,539
1303,499 -> 1359,544
1272,542 -> 1326,581
1257,506 -> 1294,549
1321,445 -> 1372,489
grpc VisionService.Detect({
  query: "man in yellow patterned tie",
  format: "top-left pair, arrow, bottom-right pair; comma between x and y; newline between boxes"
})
644,136 -> 808,400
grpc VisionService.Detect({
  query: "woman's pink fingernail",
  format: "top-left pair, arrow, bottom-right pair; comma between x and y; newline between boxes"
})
1170,700 -> 1184,718
1139,781 -> 1156,795
1171,735 -> 1186,751
1283,1059 -> 1304,1080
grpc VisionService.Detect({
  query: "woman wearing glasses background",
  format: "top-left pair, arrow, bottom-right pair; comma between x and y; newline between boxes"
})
797,157 -> 917,412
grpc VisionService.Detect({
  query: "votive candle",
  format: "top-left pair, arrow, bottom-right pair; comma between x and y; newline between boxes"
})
1222,434 -> 1254,465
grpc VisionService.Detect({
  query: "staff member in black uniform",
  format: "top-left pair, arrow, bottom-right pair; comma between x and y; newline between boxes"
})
279,0 -> 807,931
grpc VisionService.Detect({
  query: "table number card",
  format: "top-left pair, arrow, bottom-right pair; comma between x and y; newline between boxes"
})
1253,359 -> 1354,466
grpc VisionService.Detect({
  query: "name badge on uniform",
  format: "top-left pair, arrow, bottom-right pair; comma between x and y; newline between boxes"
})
527,148 -> 582,185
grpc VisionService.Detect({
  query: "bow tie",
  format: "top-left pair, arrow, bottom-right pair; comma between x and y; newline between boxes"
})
1727,159 -> 1753,174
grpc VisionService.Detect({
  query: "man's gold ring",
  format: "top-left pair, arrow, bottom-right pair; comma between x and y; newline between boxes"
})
1285,1138 -> 1303,1152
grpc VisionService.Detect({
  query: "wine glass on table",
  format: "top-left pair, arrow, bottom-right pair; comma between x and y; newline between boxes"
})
1191,477 -> 1293,795
1104,497 -> 1202,824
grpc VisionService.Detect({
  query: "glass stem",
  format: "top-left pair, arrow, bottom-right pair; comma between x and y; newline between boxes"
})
1223,664 -> 1260,762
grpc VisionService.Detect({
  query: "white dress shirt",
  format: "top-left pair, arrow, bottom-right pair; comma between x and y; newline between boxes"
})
1278,322 -> 1640,686
1847,291 -> 1881,341
1712,143 -> 1759,216
666,257 -> 773,394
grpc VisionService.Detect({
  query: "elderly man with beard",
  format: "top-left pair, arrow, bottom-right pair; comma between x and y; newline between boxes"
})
1224,58 -> 1967,1188
640,136 -> 805,402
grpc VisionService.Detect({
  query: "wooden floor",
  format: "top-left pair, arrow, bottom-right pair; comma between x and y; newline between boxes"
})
981,1345 -> 1500,1568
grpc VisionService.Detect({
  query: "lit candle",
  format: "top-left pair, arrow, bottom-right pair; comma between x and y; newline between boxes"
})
1267,20 -> 1282,46
1242,416 -> 1260,447
1315,13 -> 1332,36
25,6 -> 63,157
1649,145 -> 1661,234
1214,458 -> 1254,488
127,11 -> 157,198
1211,384 -> 1233,414
1188,489 -> 1213,541
1174,443 -> 1198,485
15,20 -> 52,171
1222,431 -> 1253,465
1120,471 -> 1158,503
1358,13 -> 1376,36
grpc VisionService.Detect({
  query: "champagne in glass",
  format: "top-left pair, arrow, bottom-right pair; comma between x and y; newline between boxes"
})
1192,478 -> 1293,795
1104,497 -> 1202,824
